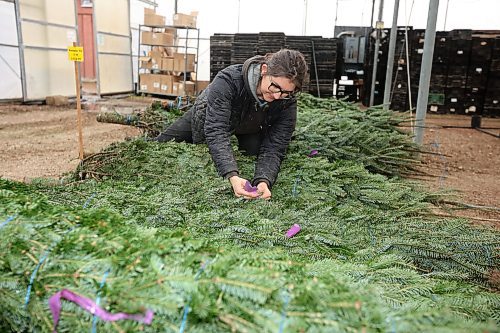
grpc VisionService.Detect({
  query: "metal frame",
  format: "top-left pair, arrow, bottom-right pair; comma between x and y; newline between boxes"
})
93,0 -> 133,95
136,24 -> 200,97
92,0 -> 101,95
13,0 -> 26,101
10,0 -> 80,101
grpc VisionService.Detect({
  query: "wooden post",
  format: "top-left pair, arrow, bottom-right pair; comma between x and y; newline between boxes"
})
72,42 -> 84,160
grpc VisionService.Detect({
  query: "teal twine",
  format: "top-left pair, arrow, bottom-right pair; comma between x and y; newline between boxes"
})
0,214 -> 18,229
388,316 -> 396,333
91,269 -> 110,333
278,292 -> 290,333
24,250 -> 50,309
83,192 -> 96,209
24,226 -> 77,309
292,175 -> 300,197
179,259 -> 212,333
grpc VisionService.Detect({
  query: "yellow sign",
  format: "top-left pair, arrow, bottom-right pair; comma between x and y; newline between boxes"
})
68,46 -> 84,62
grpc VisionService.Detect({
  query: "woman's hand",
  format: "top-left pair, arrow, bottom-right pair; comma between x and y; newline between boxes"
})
229,176 -> 262,199
256,182 -> 271,200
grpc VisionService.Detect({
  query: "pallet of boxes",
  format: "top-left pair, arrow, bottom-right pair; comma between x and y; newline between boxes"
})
139,8 -> 199,97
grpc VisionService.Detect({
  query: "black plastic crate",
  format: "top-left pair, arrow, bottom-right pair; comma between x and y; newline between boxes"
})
466,65 -> 489,87
470,37 -> 493,63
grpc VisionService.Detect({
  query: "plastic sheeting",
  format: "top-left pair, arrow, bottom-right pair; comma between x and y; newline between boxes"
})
0,0 -> 22,100
94,0 -> 133,94
19,0 -> 78,100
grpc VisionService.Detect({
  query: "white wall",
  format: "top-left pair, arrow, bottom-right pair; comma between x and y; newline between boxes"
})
153,0 -> 499,81
0,0 -> 22,100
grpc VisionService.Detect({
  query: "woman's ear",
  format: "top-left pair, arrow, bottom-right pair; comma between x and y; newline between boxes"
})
260,63 -> 268,76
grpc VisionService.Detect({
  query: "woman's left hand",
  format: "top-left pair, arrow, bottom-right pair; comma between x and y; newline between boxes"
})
257,182 -> 272,200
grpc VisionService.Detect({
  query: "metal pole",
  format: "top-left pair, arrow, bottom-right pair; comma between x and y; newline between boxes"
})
14,0 -> 27,101
383,0 -> 400,110
369,0 -> 384,106
415,0 -> 440,145
303,0 -> 309,36
311,40 -> 320,98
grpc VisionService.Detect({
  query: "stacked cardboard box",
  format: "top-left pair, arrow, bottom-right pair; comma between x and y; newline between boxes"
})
144,8 -> 165,27
139,9 -> 199,97
173,12 -> 197,28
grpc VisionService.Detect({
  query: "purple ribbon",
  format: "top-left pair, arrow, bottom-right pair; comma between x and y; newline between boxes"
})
244,180 -> 258,193
286,224 -> 301,238
307,149 -> 319,157
49,289 -> 154,333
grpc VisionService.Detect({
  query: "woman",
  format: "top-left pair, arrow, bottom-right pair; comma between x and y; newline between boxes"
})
155,49 -> 307,200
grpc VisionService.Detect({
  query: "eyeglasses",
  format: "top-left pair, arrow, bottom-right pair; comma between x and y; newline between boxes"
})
267,75 -> 298,100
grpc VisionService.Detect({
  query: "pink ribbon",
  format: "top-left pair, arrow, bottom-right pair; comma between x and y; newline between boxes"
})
244,180 -> 258,193
286,224 -> 301,238
307,149 -> 319,157
49,289 -> 154,333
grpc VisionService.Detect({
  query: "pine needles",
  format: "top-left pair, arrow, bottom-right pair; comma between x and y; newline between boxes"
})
1,95 -> 499,332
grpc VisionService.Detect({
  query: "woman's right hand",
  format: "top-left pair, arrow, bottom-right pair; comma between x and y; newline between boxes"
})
228,176 -> 262,199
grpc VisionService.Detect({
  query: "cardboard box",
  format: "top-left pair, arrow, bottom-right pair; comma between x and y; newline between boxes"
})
172,11 -> 197,28
150,74 -> 163,93
172,81 -> 196,96
173,53 -> 195,72
144,8 -> 165,27
139,74 -> 152,92
141,32 -> 174,46
150,46 -> 173,57
139,56 -> 160,70
160,75 -> 174,94
196,80 -> 210,92
161,57 -> 174,71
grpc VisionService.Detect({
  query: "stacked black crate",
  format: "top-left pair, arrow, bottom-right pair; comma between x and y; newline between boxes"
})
390,27 -> 413,111
409,29 -> 424,108
444,30 -> 472,114
429,32 -> 450,113
484,37 -> 500,117
410,30 -> 449,113
465,35 -> 492,115
258,32 -> 286,54
285,35 -> 314,93
309,37 -> 337,97
209,34 -> 234,81
231,33 -> 258,65
363,28 -> 390,106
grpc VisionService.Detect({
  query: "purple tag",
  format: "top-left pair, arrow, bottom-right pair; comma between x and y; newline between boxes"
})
49,289 -> 154,333
244,180 -> 258,193
286,224 -> 301,238
307,149 -> 318,157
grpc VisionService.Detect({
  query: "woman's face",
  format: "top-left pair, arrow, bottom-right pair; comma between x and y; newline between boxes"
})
259,65 -> 296,102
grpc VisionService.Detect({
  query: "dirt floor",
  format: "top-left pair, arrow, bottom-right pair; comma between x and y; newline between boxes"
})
0,97 -> 499,226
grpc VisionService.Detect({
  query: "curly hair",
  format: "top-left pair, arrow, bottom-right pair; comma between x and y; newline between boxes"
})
263,49 -> 308,90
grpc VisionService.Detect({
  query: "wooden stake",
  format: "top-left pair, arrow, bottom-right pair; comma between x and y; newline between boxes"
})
73,42 -> 84,160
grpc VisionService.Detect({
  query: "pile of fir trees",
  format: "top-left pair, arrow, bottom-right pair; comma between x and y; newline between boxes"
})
1,94 -> 498,332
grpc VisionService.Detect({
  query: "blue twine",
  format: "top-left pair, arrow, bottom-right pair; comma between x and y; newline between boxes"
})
278,292 -> 290,333
91,269 -> 110,333
25,188 -> 94,310
83,192 -> 97,209
24,250 -> 50,309
292,175 -> 301,197
388,315 -> 396,333
430,130 -> 448,188
24,225 -> 78,309
368,224 -> 376,246
179,259 -> 212,333
0,214 -> 18,229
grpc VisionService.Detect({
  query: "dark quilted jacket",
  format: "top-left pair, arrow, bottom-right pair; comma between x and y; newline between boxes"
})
190,56 -> 297,188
